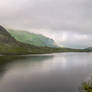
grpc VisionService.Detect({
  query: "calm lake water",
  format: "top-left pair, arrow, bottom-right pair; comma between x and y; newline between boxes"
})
0,53 -> 92,92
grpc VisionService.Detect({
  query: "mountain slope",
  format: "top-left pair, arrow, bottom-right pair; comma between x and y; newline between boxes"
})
85,47 -> 92,50
0,26 -> 68,55
8,29 -> 58,48
0,25 -> 42,55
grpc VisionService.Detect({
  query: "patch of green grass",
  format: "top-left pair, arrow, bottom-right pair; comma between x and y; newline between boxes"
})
80,76 -> 92,92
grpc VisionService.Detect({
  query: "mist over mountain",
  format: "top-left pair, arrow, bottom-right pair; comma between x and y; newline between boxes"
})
8,29 -> 58,48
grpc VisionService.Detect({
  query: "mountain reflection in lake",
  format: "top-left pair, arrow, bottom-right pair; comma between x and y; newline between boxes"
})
0,53 -> 92,92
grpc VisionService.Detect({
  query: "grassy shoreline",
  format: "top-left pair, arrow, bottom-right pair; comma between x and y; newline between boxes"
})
0,45 -> 92,55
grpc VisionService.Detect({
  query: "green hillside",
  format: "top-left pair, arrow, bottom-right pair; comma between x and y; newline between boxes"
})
0,26 -> 73,55
8,29 -> 58,48
0,26 -> 60,55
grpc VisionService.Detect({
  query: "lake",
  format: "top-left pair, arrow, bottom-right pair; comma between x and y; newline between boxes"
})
0,53 -> 92,92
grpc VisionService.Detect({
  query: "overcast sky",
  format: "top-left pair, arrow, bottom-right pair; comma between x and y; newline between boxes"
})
0,0 -> 92,48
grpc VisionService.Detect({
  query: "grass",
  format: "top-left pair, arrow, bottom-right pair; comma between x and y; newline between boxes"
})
79,76 -> 92,92
0,43 -> 91,55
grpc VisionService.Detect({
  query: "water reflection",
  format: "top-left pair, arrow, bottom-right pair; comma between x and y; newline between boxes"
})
0,55 -> 53,79
0,53 -> 92,92
0,55 -> 28,79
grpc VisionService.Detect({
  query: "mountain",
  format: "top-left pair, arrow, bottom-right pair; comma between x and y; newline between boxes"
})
8,29 -> 58,48
0,25 -> 52,55
84,47 -> 92,51
0,25 -> 68,55
85,47 -> 92,50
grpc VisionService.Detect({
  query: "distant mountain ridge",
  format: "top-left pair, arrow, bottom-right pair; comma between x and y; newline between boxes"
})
8,29 -> 58,48
85,47 -> 92,50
